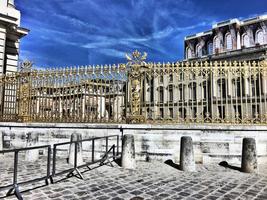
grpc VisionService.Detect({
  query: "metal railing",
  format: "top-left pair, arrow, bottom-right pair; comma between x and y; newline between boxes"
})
0,134 -> 121,200
0,145 -> 51,200
52,135 -> 120,180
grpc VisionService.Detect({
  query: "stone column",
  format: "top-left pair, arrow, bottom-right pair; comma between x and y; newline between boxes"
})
241,138 -> 257,173
227,73 -> 232,97
180,136 -> 195,172
262,76 -> 267,95
25,133 -> 39,162
59,98 -> 63,118
244,77 -> 249,96
122,134 -> 136,169
68,133 -> 83,166
82,95 -> 85,120
237,31 -> 241,49
212,76 -> 217,98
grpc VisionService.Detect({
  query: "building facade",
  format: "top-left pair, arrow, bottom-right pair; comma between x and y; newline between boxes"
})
0,0 -> 29,75
184,15 -> 267,61
30,80 -> 125,123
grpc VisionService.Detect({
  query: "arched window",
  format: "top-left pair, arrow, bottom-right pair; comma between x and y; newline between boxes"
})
178,84 -> 185,100
214,36 -> 220,53
196,44 -> 202,57
189,82 -> 197,100
242,34 -> 250,47
217,79 -> 226,98
186,47 -> 192,59
168,85 -> 173,102
208,42 -> 213,55
256,30 -> 264,45
159,86 -> 164,103
225,33 -> 233,50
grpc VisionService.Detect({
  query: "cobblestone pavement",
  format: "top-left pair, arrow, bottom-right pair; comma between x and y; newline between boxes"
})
0,154 -> 267,200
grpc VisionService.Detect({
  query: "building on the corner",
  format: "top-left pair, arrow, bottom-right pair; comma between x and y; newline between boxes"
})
0,0 -> 29,119
184,15 -> 267,61
0,0 -> 29,75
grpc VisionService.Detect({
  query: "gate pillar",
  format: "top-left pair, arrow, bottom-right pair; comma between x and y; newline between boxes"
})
126,50 -> 150,124
18,61 -> 32,122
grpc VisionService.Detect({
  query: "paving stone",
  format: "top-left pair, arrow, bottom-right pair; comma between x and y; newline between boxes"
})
0,154 -> 267,200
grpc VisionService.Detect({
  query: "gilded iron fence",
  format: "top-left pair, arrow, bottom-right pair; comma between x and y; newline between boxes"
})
0,61 -> 128,123
131,57 -> 267,124
0,50 -> 267,124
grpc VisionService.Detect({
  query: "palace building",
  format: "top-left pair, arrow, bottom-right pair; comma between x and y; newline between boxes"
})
184,15 -> 267,61
138,15 -> 267,123
0,0 -> 29,75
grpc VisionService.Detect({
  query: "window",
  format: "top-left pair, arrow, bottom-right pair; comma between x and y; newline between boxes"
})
208,42 -> 213,55
234,105 -> 242,119
242,34 -> 250,47
186,47 -> 192,59
250,76 -> 260,96
226,33 -> 233,50
251,80 -> 256,97
179,84 -> 185,100
218,106 -> 225,119
192,107 -> 197,119
159,86 -> 164,103
169,74 -> 173,82
203,81 -> 207,99
169,108 -> 173,118
232,78 -> 241,97
160,108 -> 164,119
150,79 -> 154,102
256,30 -> 264,45
179,108 -> 186,119
217,79 -> 226,98
252,105 -> 260,118
189,82 -> 197,100
169,85 -> 173,102
159,75 -> 163,83
196,44 -> 202,57
179,73 -> 183,81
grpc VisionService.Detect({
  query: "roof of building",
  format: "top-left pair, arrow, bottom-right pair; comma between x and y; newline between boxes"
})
185,14 -> 267,41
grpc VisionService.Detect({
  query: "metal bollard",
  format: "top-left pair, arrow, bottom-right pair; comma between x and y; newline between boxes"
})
241,138 -> 257,173
180,136 -> 195,172
68,133 -> 83,166
121,134 -> 136,169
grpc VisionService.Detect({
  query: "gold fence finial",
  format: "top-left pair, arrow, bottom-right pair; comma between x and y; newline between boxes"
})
20,60 -> 33,72
126,50 -> 147,66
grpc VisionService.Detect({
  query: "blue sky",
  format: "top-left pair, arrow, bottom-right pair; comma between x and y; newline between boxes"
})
17,0 -> 267,67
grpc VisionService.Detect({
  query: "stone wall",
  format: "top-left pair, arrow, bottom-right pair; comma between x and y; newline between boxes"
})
0,122 -> 267,165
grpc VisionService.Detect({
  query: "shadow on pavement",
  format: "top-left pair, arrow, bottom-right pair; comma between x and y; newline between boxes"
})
219,161 -> 241,172
164,159 -> 181,170
114,157 -> 122,167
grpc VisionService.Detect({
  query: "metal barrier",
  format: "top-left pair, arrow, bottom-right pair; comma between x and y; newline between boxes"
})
0,145 -> 51,200
0,134 -> 121,200
51,135 -> 120,181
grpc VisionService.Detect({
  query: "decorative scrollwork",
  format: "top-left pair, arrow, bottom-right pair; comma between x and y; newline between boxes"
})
126,50 -> 149,124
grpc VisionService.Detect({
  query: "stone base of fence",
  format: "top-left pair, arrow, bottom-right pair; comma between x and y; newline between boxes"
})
0,123 -> 267,166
